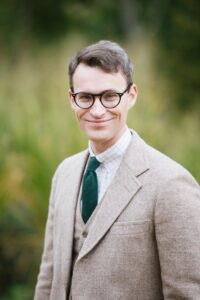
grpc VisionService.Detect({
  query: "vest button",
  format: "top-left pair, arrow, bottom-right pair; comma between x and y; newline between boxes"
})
82,230 -> 88,238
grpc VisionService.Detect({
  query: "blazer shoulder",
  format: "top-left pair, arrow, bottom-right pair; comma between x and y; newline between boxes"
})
129,130 -> 197,185
53,149 -> 89,180
144,141 -> 199,188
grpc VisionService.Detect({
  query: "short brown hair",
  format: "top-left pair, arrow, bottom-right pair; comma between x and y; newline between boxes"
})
68,40 -> 133,90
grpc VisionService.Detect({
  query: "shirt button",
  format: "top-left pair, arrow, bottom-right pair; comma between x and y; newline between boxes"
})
82,230 -> 88,238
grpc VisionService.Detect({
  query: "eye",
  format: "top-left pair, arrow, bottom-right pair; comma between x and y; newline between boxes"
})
77,93 -> 93,102
103,91 -> 119,101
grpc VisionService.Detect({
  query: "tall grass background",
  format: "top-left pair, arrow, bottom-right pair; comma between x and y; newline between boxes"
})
0,37 -> 199,299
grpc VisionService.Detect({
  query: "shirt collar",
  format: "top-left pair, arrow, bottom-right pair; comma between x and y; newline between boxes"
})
89,126 -> 132,164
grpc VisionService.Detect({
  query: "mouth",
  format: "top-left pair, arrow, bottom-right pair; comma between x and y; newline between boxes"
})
83,118 -> 114,128
85,118 -> 114,124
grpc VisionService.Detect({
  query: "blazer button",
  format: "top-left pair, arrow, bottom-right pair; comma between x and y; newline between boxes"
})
82,230 -> 88,238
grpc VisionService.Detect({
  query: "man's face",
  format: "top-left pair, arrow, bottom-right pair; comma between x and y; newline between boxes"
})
69,63 -> 137,154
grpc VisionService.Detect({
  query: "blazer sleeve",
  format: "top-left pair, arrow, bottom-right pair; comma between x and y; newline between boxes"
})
155,172 -> 200,299
34,173 -> 57,300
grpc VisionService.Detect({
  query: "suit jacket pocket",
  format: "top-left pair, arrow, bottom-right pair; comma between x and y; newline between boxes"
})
110,220 -> 153,235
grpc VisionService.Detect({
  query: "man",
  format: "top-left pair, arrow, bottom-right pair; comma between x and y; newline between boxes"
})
34,40 -> 200,300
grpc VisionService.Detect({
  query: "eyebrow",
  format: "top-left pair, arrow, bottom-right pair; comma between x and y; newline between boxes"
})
73,88 -> 121,94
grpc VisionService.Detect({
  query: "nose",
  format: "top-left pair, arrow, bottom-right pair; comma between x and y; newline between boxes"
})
89,97 -> 106,117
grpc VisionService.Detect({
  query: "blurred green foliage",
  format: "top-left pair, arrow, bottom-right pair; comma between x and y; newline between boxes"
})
1,285 -> 33,300
0,0 -> 199,298
0,37 -> 199,298
1,0 -> 199,110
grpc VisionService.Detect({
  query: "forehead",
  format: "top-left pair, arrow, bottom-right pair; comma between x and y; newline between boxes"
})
72,63 -> 127,93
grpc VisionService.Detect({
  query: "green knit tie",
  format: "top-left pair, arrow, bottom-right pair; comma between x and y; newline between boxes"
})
82,157 -> 101,223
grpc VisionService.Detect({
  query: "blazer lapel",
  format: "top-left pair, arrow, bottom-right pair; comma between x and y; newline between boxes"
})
57,150 -> 89,225
55,150 -> 89,286
77,132 -> 150,262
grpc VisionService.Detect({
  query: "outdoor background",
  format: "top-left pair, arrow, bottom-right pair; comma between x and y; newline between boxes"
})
0,0 -> 199,299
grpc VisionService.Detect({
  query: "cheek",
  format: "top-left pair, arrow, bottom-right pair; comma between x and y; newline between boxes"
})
109,105 -> 128,119
74,108 -> 85,120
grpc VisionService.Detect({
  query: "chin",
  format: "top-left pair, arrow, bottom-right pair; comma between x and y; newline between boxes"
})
85,130 -> 113,144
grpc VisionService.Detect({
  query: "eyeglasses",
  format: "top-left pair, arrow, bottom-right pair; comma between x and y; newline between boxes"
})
71,83 -> 132,109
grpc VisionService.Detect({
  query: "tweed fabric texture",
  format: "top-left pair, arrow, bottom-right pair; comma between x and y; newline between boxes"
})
34,130 -> 200,300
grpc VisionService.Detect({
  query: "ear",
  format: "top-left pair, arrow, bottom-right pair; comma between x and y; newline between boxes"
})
68,89 -> 76,110
127,84 -> 138,109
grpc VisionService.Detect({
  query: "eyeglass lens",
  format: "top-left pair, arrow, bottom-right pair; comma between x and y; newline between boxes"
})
75,91 -> 120,108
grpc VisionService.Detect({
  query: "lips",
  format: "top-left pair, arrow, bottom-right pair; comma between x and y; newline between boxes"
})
85,118 -> 114,123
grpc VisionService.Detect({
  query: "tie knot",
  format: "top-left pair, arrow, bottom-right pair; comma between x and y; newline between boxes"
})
87,157 -> 101,171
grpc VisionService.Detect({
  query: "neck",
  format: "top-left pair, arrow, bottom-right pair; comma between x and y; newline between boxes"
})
90,127 -> 127,155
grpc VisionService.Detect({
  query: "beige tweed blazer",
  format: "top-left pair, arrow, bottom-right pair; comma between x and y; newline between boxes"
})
34,130 -> 200,300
